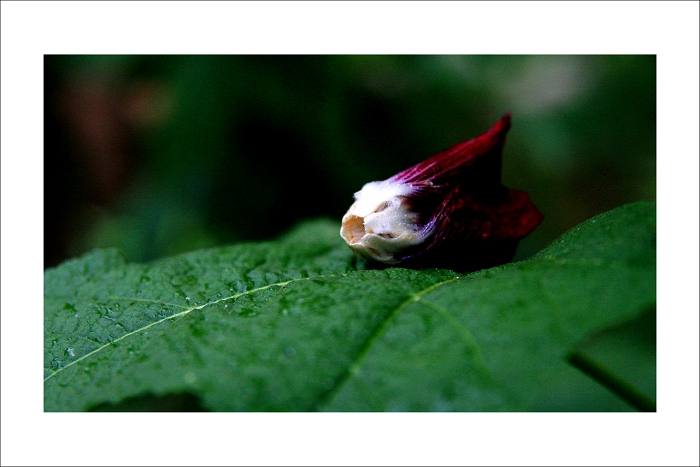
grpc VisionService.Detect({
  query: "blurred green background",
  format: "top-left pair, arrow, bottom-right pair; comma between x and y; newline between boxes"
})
44,55 -> 655,269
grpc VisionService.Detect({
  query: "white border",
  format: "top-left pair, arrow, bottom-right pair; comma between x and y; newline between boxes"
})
2,1 -> 698,466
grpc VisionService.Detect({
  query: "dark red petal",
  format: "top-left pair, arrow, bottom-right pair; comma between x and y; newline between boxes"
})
488,189 -> 544,240
401,186 -> 543,271
392,113 -> 511,186
425,187 -> 540,245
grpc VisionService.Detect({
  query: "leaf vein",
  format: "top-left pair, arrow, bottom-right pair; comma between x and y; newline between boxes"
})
44,277 -> 312,382
314,275 -> 462,409
417,299 -> 487,367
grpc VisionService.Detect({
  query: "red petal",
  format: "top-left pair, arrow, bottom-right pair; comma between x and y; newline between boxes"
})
426,187 -> 540,244
489,189 -> 544,240
392,113 -> 511,186
401,186 -> 543,270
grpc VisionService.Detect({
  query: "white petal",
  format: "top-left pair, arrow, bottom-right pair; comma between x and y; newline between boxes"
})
340,179 -> 433,264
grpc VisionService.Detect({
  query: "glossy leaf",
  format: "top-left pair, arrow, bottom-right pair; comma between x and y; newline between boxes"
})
44,202 -> 655,411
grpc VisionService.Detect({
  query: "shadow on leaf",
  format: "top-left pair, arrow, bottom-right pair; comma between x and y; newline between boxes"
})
88,392 -> 208,412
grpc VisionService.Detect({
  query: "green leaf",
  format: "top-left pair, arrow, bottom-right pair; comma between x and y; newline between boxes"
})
44,202 -> 655,411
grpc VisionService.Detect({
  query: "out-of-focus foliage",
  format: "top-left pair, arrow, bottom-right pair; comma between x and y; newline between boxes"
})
44,55 -> 655,268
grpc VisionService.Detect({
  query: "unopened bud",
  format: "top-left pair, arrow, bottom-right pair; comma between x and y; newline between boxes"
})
340,114 -> 543,271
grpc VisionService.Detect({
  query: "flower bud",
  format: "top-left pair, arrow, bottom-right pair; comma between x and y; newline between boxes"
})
340,114 -> 543,271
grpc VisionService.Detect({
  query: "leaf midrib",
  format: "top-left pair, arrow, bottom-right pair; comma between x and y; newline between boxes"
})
44,277 -> 308,382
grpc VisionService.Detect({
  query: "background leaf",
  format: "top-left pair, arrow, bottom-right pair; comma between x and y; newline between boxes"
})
44,202 -> 655,411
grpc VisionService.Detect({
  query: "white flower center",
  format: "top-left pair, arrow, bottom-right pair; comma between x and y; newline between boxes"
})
340,180 -> 433,264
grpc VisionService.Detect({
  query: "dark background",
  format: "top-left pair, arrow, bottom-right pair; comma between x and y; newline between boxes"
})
44,55 -> 655,269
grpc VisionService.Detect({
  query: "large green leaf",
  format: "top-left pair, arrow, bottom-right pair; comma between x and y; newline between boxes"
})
44,202 -> 655,411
